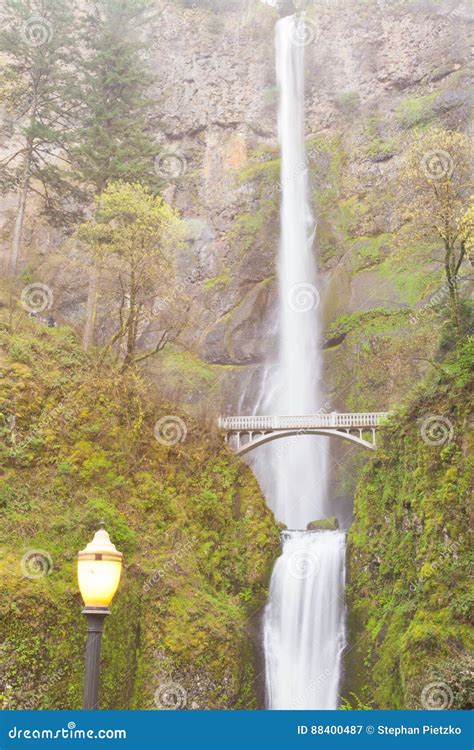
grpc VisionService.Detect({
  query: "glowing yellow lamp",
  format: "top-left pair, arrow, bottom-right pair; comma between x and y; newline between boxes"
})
77,524 -> 123,610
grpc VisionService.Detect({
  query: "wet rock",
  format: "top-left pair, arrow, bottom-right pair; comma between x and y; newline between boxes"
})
307,516 -> 340,531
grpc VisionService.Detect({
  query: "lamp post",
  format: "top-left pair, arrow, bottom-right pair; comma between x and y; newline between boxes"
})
77,522 -> 123,710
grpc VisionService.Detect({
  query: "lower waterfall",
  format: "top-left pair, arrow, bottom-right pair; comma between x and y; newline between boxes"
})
263,531 -> 347,710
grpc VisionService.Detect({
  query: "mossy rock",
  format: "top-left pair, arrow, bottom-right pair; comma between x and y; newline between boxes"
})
307,516 -> 340,531
344,340 -> 474,709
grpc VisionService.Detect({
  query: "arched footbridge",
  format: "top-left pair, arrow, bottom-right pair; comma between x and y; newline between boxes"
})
218,412 -> 390,455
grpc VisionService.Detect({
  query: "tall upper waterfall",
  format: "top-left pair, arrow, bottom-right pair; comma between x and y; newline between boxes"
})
249,15 -> 347,710
250,13 -> 327,530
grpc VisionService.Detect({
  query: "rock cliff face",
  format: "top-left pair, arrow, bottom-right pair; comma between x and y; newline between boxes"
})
1,0 -> 472,498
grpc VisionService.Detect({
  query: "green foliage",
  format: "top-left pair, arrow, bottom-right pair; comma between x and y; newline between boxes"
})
365,138 -> 396,160
396,127 -> 472,339
78,181 -> 186,365
0,319 -> 280,709
346,340 -> 474,708
337,91 -> 360,113
396,93 -> 437,128
340,692 -> 374,710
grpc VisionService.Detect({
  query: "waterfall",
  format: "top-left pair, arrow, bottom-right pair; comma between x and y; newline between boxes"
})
264,531 -> 346,709
249,15 -> 347,710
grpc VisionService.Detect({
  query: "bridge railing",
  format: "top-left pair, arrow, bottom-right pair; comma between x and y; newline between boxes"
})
218,412 -> 389,431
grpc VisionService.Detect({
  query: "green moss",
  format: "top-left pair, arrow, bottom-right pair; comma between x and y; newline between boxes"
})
238,154 -> 280,184
365,138 -> 397,159
0,319 -> 280,709
159,348 -> 217,389
308,133 -> 345,209
326,308 -> 411,342
204,273 -> 231,290
396,93 -> 438,128
346,340 -> 474,708
228,211 -> 268,254
227,146 -> 281,257
349,233 -> 393,270
337,90 -> 360,113
377,241 -> 440,305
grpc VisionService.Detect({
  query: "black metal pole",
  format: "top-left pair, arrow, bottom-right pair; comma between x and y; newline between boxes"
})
82,607 -> 109,710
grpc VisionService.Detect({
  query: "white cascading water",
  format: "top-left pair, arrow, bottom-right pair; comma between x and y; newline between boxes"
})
249,15 -> 347,710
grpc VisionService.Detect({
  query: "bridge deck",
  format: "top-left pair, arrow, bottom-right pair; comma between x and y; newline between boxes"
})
218,412 -> 389,431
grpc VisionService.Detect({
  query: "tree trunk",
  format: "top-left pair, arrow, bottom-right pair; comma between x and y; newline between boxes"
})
444,240 -> 461,341
123,272 -> 137,366
9,152 -> 31,274
10,96 -> 37,274
82,261 -> 100,351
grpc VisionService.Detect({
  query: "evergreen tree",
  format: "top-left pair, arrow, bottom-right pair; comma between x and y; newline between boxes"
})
0,0 -> 79,272
72,0 -> 158,195
72,0 -> 160,351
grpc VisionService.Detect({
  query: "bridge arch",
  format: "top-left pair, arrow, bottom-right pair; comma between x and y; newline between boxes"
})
219,412 -> 389,456
226,428 -> 377,455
